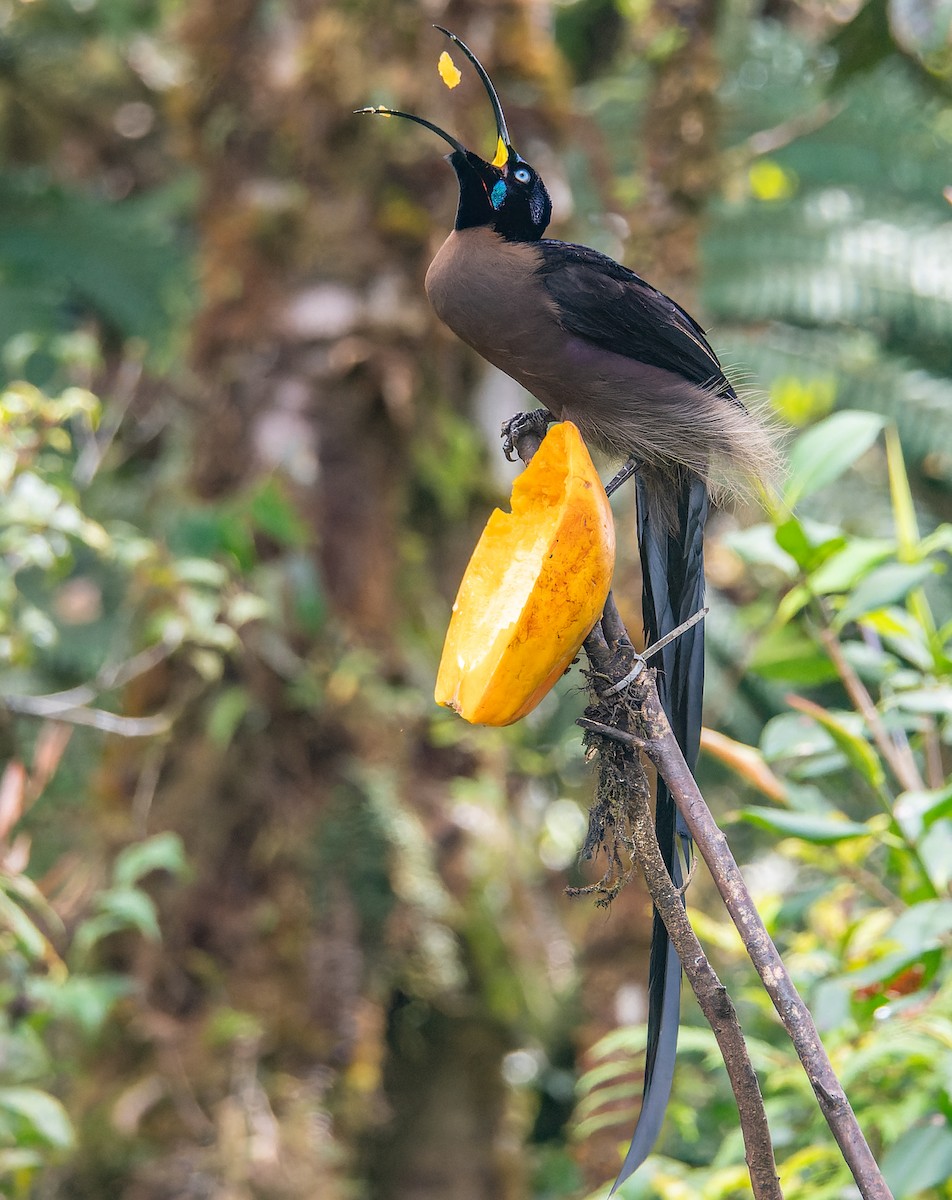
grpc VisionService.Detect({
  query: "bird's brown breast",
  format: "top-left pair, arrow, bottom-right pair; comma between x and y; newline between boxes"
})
425,228 -> 563,385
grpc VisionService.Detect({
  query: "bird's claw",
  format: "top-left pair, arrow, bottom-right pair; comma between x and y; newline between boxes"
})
501,409 -> 552,461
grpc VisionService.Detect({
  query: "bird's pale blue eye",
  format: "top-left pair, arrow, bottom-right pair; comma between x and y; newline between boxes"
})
491,180 -> 507,209
513,167 -> 531,184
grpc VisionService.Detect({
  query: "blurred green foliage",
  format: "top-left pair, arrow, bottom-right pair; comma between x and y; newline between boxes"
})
0,367 -> 281,1192
0,812 -> 188,1192
0,175 -> 192,385
581,416 -> 952,1200
0,0 -> 192,387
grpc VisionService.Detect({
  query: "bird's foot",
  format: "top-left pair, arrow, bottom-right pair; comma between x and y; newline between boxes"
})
501,409 -> 552,462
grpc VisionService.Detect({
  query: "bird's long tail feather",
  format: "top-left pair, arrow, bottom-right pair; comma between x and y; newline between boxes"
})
611,469 -> 708,1192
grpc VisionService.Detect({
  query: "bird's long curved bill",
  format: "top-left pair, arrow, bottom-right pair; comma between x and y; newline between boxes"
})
354,106 -> 470,157
434,25 -> 512,168
357,30 -> 515,169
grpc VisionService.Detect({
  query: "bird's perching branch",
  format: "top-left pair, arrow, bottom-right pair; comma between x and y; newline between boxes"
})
580,629 -> 782,1200
580,620 -> 894,1200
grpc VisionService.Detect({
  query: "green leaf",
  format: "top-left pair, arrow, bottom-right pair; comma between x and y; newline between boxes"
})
28,974 -> 131,1039
741,806 -> 873,843
918,525 -> 952,559
918,821 -> 952,894
0,1148 -> 45,1174
249,479 -> 311,548
95,887 -> 161,941
782,781 -> 838,814
894,786 -> 952,841
773,582 -> 813,626
835,562 -> 938,627
207,686 -> 251,746
807,537 -> 895,595
0,174 -> 190,371
0,870 -> 64,937
572,1080 -> 639,1123
845,947 -> 926,990
70,914 -> 128,962
226,590 -> 270,627
840,637 -> 896,684
724,523 -> 797,574
205,1006 -> 265,1048
796,704 -> 886,792
887,900 -> 952,956
881,1119 -> 952,1198
0,889 -> 56,963
889,685 -> 952,716
773,516 -> 813,568
73,888 -> 163,960
0,1087 -> 74,1149
750,626 -> 839,684
774,515 -> 846,572
113,833 -> 188,889
174,557 -> 230,589
760,713 -> 836,764
862,608 -> 935,671
884,424 -> 920,558
811,978 -> 852,1031
783,410 -> 886,507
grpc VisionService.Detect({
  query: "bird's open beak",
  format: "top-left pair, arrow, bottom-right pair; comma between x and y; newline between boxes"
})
356,28 -> 517,171
433,26 -> 515,169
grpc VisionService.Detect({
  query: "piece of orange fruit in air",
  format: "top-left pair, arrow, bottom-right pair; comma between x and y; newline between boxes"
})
438,51 -> 462,89
435,421 -> 615,726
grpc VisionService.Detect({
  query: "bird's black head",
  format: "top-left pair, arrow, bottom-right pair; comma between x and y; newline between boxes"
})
357,27 -> 552,243
448,146 -> 551,242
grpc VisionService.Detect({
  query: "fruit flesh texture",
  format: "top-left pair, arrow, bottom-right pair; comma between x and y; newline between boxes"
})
435,422 -> 615,725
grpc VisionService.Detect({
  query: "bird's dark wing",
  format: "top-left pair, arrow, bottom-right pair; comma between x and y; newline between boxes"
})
538,232 -> 718,1190
537,240 -> 735,396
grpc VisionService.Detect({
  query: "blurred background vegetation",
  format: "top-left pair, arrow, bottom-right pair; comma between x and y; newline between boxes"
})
0,0 -> 949,1197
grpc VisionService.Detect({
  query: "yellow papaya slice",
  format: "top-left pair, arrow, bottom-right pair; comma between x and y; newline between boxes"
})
435,421 -> 615,725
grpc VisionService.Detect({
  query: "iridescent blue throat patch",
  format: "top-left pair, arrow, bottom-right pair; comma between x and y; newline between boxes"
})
490,180 -> 507,210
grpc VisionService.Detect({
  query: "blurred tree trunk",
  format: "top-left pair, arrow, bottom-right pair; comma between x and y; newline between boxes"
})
66,4 -> 568,1200
630,0 -> 725,303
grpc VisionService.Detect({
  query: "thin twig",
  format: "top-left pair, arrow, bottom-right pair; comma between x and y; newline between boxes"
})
815,622 -> 924,795
581,633 -> 781,1200
95,636 -> 181,691
1,698 -> 171,737
602,608 -> 709,695
923,719 -> 945,791
73,353 -> 144,487
642,607 -> 708,663
620,674 -> 893,1200
623,729 -> 782,1200
1,636 -> 180,737
741,100 -> 842,158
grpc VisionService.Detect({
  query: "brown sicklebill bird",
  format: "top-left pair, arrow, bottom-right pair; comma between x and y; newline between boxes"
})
359,27 -> 776,1192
